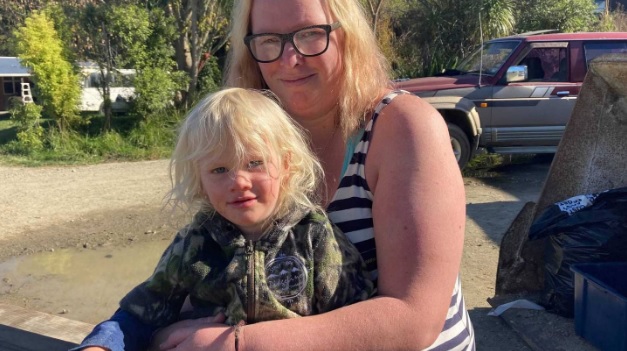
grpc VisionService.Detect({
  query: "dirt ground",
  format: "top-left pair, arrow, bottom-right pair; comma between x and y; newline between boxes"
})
0,157 -> 553,350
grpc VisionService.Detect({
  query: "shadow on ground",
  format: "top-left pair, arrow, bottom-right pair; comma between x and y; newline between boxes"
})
469,307 -> 532,351
464,155 -> 553,246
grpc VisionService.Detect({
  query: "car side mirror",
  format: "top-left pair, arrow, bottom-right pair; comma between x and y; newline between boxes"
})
506,65 -> 527,83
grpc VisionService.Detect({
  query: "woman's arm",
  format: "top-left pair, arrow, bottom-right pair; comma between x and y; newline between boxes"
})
155,94 -> 467,351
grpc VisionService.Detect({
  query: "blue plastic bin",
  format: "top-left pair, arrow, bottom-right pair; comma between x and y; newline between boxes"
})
571,262 -> 627,351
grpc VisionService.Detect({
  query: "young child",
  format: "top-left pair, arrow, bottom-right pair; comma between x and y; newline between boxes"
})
73,88 -> 373,351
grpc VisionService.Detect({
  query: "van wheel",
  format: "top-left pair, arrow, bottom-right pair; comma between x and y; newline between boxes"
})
447,124 -> 471,169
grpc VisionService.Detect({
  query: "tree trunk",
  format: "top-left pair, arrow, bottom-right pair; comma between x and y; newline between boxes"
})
187,0 -> 200,104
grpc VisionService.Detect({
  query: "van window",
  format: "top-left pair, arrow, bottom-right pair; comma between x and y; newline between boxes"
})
79,68 -> 136,112
85,71 -> 135,88
583,41 -> 627,65
457,40 -> 520,76
517,47 -> 568,82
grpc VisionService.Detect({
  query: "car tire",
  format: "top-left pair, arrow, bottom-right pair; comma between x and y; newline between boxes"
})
447,124 -> 471,169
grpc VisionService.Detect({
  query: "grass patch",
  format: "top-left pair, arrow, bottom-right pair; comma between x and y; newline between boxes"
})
463,152 -> 547,177
0,109 -> 183,166
465,153 -> 504,170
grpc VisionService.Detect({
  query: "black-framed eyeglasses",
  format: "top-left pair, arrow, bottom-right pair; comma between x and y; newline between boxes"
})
244,22 -> 342,63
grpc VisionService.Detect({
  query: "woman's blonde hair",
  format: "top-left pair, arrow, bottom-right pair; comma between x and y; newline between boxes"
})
168,87 -> 323,220
224,0 -> 393,139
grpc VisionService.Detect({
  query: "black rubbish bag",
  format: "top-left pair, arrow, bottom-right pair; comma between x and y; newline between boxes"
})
528,186 -> 627,317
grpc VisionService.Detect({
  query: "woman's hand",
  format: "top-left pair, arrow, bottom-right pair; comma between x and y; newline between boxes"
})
151,314 -> 231,351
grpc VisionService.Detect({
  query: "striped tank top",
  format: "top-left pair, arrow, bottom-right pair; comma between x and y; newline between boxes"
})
326,90 -> 475,350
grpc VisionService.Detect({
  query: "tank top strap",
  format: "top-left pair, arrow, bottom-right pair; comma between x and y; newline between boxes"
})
339,90 -> 410,176
367,89 -> 410,132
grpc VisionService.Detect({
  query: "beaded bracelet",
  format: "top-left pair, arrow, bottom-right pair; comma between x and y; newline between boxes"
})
234,320 -> 246,351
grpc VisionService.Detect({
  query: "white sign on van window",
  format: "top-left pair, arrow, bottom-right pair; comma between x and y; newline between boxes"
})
556,194 -> 599,215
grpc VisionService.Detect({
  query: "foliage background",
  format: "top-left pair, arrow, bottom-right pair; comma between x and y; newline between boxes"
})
0,0 -> 625,165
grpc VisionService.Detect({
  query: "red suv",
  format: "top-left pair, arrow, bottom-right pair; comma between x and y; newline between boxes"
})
396,31 -> 627,168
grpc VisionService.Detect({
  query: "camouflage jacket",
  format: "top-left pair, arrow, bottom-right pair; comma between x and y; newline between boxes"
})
119,207 -> 373,327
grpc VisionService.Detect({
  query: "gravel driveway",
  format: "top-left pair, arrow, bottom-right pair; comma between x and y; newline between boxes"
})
0,158 -> 552,350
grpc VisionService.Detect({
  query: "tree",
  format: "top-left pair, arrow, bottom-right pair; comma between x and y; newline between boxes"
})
482,0 -> 517,39
76,3 -> 160,128
359,0 -> 401,74
596,4 -> 627,31
0,0 -> 99,55
362,0 -> 388,35
104,5 -> 187,117
159,0 -> 232,105
393,0 -> 515,77
72,3 -> 187,123
514,0 -> 597,33
127,7 -> 188,116
0,1 -> 45,55
77,3 -> 123,129
14,11 -> 81,133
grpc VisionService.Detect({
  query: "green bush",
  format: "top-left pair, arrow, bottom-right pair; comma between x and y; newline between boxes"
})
133,68 -> 187,116
9,102 -> 44,152
196,55 -> 221,97
0,108 -> 179,165
128,109 -> 181,149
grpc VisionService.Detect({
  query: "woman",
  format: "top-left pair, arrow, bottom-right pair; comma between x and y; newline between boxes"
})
154,0 -> 474,349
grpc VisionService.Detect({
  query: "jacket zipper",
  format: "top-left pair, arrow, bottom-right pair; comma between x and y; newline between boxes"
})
245,240 -> 255,323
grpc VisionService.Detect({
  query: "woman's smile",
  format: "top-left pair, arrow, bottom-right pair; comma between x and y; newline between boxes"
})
279,73 -> 316,85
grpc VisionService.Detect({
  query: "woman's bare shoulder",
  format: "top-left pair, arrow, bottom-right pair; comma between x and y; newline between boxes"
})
381,92 -> 442,123
365,92 -> 460,192
371,93 -> 449,153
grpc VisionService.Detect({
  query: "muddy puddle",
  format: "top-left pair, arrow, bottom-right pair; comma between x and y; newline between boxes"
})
0,239 -> 171,324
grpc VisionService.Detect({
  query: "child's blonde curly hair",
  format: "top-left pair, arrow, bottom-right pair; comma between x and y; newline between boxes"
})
168,87 -> 323,220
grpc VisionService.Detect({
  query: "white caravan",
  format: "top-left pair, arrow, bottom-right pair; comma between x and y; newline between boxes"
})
79,65 -> 136,113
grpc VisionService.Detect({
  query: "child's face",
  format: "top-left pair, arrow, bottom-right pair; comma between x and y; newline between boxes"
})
199,149 -> 285,238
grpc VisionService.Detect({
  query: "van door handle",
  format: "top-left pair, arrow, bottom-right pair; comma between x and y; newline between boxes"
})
556,91 -> 570,97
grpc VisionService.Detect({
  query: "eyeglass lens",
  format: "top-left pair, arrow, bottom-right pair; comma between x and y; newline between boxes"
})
248,26 -> 330,62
